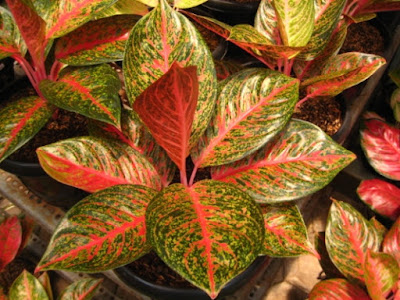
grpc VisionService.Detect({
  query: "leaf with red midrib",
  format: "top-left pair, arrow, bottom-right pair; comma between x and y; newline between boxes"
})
133,62 -> 199,171
0,216 -> 22,272
59,278 -> 103,300
309,278 -> 370,300
8,270 -> 49,300
383,217 -> 400,265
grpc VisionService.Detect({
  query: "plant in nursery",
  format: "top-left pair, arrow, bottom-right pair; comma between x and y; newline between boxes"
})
34,0 -> 355,298
0,0 -> 148,163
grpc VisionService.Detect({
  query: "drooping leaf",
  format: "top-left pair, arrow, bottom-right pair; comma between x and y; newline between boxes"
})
315,232 -> 344,278
363,249 -> 399,300
325,200 -> 381,284
124,0 -> 217,147
93,0 -> 148,18
391,88 -> 400,122
382,217 -> 400,265
261,202 -> 315,257
37,273 -> 53,300
36,185 -> 156,272
357,179 -> 400,220
212,119 -> 355,203
55,15 -> 139,66
59,278 -> 103,300
0,7 -> 27,59
146,180 -> 265,299
309,278 -> 370,300
191,68 -> 298,168
8,270 -> 49,300
0,216 -> 22,271
254,0 -> 281,45
40,64 -> 121,128
37,136 -> 162,193
133,62 -> 198,171
360,118 -> 400,181
0,96 -> 54,163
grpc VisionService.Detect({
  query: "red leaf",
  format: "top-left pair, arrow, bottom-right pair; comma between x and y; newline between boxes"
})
358,179 -> 400,220
383,217 -> 400,265
309,278 -> 370,300
133,62 -> 199,171
0,216 -> 22,271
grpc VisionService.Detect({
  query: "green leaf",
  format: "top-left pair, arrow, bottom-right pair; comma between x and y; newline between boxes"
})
36,185 -> 156,272
191,68 -> 299,168
37,273 -> 53,300
261,202 -> 315,257
255,0 -> 280,45
174,0 -> 208,9
390,88 -> 400,122
382,217 -> 400,265
212,119 -> 355,203
59,278 -> 103,300
8,270 -> 49,300
146,180 -> 265,299
93,0 -> 148,18
37,136 -> 162,193
54,15 -> 139,66
315,232 -> 344,278
0,96 -> 54,163
135,0 -> 158,7
389,69 -> 400,87
325,200 -> 381,284
124,0 -> 217,147
309,278 -> 370,300
40,64 -> 121,128
0,7 -> 27,59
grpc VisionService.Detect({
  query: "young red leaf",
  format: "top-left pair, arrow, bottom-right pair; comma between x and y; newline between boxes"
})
360,118 -> 400,181
358,179 -> 400,220
383,217 -> 400,265
0,7 -> 26,59
133,62 -> 198,171
8,270 -> 49,300
59,278 -> 103,300
0,216 -> 22,271
309,278 -> 370,300
36,185 -> 157,273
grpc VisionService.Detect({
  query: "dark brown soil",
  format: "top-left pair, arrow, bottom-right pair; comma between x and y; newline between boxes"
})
0,258 -> 35,294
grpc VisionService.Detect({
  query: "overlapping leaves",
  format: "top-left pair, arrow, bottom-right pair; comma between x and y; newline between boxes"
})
58,278 -> 103,300
309,278 -> 370,300
0,7 -> 26,59
9,271 -> 49,300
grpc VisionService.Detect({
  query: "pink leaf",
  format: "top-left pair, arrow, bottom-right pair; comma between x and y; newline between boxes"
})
309,278 -> 370,300
383,217 -> 400,265
0,216 -> 22,271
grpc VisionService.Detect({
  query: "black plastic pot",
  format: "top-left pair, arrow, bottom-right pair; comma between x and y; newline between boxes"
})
114,256 -> 270,300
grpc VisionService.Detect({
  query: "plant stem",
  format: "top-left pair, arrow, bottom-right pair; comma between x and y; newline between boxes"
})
180,168 -> 188,187
50,61 -> 64,80
295,95 -> 310,109
284,58 -> 294,76
12,55 -> 39,88
188,163 -> 199,187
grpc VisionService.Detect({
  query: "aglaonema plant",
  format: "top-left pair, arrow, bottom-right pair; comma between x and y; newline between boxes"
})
33,0 -> 355,298
0,0 -> 148,163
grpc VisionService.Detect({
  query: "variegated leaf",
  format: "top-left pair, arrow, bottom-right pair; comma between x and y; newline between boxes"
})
40,64 -> 121,128
389,69 -> 400,87
37,136 -> 162,193
383,217 -> 400,265
36,185 -> 156,272
8,270 -> 49,300
261,202 -> 315,257
59,278 -> 103,300
391,88 -> 400,122
315,232 -> 343,278
146,180 -> 265,299
0,216 -> 22,271
357,179 -> 400,220
191,68 -> 298,168
93,0 -> 148,18
213,60 -> 243,81
133,62 -> 198,171
302,53 -> 386,98
369,217 -> 387,246
364,249 -> 399,300
360,118 -> 400,180
325,200 -> 381,284
309,278 -> 370,300
255,0 -> 281,45
135,0 -> 158,7
212,119 -> 355,203
0,96 -> 54,163
124,0 -> 217,147
174,0 -> 208,8
0,7 -> 27,59
55,15 -> 139,66
37,273 -> 53,300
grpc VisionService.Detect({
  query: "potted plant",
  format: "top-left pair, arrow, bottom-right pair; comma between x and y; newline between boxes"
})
32,0 -> 355,299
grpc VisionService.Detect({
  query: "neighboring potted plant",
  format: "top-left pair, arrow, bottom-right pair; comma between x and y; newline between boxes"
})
33,0 -> 355,299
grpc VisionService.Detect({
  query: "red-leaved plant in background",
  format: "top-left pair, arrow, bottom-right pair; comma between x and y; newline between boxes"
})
0,0 -> 149,163
32,1 -> 356,298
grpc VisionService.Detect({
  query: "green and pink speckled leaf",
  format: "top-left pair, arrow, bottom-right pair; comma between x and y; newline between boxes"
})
36,184 -> 157,272
55,15 -> 139,66
59,278 -> 103,300
325,200 -> 381,284
36,136 -> 162,193
383,217 -> 400,265
360,118 -> 400,181
211,119 -> 355,203
261,202 -> 315,257
94,0 -> 148,18
8,270 -> 49,300
0,216 -> 22,271
308,278 -> 370,300
133,63 -> 198,171
0,96 -> 54,163
40,64 -> 121,128
369,217 -> 387,244
255,0 -> 280,45
146,180 -> 265,299
37,273 -> 53,300
363,249 -> 399,300
191,68 -> 298,168
124,0 -> 217,148
315,232 -> 344,278
0,7 -> 27,59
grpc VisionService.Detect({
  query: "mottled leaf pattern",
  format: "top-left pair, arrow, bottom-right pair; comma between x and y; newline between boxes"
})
146,180 -> 265,299
358,179 -> 400,220
0,216 -> 22,271
255,0 -> 280,45
38,273 -> 53,300
37,136 -> 162,193
37,185 -> 156,272
191,68 -> 299,168
0,96 -> 54,162
212,120 -> 355,203
360,118 -> 400,181
174,0 -> 208,8
315,232 -> 344,278
383,217 -> 400,265
94,0 -> 148,18
309,278 -> 370,300
124,0 -> 217,147
8,270 -> 49,300
325,200 -> 381,284
0,7 -> 26,59
369,217 -> 387,246
55,15 -> 139,66
40,64 -> 121,127
59,278 -> 103,300
213,60 -> 242,81
261,202 -> 315,257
